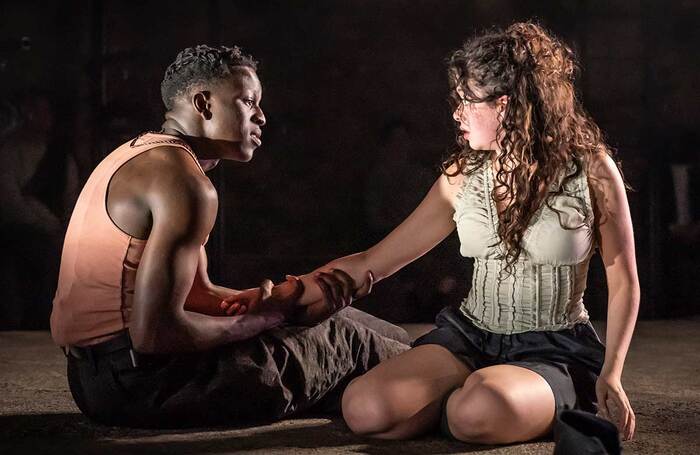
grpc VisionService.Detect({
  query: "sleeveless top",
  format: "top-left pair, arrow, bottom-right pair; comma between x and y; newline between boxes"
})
453,158 -> 595,334
50,132 -> 206,347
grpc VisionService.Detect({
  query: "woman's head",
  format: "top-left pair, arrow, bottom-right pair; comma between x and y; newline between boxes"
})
448,21 -> 580,157
444,21 -> 615,267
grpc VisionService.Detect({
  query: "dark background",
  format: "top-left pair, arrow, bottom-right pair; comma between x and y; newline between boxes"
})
1,0 -> 699,330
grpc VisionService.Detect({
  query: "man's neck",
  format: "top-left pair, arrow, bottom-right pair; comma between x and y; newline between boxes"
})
161,118 -> 220,172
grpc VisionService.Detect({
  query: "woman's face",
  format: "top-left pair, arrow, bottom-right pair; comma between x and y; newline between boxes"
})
452,84 -> 506,152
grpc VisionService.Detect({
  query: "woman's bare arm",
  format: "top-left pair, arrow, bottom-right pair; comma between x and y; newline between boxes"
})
224,167 -> 465,321
588,151 -> 640,440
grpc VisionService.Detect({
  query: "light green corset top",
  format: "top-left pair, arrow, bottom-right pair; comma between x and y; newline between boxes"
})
453,158 -> 595,334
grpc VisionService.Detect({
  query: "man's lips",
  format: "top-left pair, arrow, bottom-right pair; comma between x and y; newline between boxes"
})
250,132 -> 262,146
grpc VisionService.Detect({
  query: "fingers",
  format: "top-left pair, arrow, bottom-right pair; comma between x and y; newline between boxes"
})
616,391 -> 635,440
613,393 -> 627,437
314,273 -> 335,312
627,403 -> 636,440
315,272 -> 345,309
596,388 -> 610,421
354,270 -> 374,298
260,279 -> 273,301
329,268 -> 356,301
225,302 -> 248,316
225,302 -> 239,315
598,384 -> 636,441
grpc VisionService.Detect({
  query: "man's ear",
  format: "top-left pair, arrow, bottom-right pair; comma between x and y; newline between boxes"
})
192,91 -> 212,120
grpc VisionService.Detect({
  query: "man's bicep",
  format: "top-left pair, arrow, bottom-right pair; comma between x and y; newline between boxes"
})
133,232 -> 200,320
131,175 -> 217,335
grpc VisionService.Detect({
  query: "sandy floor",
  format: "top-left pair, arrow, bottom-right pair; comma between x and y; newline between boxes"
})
1,319 -> 699,454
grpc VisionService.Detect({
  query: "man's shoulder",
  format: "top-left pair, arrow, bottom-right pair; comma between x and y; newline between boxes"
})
123,145 -> 217,219
138,145 -> 214,191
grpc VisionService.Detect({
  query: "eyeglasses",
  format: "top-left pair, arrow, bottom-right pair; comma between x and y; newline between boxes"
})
456,97 -> 478,111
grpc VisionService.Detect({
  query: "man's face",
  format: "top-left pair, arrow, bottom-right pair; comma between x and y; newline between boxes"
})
204,67 -> 266,162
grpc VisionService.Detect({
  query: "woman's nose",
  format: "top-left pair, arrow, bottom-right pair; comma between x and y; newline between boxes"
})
452,105 -> 464,122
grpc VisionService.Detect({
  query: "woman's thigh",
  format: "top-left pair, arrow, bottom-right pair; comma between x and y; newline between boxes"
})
446,364 -> 556,444
341,344 -> 471,439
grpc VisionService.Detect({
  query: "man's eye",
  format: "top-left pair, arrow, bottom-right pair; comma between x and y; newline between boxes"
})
244,99 -> 255,107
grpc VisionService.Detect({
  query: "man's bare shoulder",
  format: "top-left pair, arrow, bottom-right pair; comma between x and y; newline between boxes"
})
137,145 -> 215,193
135,145 -> 218,221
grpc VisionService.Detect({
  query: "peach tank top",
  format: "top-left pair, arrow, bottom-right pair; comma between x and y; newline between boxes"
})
51,132 -> 204,347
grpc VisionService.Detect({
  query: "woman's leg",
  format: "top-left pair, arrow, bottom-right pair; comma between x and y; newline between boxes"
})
341,344 -> 471,439
445,364 -> 556,444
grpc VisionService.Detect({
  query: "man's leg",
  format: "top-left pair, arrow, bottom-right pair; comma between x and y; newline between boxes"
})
97,312 -> 409,428
253,311 -> 411,418
333,306 -> 412,345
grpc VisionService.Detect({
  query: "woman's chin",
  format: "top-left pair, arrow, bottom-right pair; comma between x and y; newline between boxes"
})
467,141 -> 484,151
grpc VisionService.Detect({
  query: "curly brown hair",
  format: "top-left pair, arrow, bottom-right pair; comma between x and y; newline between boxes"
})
443,21 -> 621,268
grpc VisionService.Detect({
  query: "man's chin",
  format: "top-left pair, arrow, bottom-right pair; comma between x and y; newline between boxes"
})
223,147 -> 255,162
239,147 -> 256,162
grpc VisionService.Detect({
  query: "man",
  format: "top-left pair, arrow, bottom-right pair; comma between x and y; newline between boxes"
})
51,45 -> 409,428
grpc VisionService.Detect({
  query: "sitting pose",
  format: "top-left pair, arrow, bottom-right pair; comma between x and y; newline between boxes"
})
225,22 -> 638,444
51,45 -> 409,428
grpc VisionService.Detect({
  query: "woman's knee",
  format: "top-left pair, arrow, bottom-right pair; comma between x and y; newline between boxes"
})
445,375 -> 521,443
341,376 -> 397,435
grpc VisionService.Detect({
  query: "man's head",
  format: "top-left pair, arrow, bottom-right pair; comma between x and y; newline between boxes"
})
161,45 -> 265,162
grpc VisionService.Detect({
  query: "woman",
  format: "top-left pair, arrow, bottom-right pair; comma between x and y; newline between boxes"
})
224,21 -> 638,444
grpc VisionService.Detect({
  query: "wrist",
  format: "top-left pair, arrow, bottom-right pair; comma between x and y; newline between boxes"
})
600,363 -> 623,379
271,276 -> 305,303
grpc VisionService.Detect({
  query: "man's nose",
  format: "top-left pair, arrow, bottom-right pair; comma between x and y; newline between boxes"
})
253,107 -> 266,126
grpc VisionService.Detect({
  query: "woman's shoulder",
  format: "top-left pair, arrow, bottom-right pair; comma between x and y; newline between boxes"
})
583,150 -> 622,182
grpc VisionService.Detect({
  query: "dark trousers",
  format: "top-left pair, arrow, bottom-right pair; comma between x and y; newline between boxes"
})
67,307 -> 410,428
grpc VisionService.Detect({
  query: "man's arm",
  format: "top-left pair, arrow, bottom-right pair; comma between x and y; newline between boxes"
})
184,246 -> 241,316
129,151 -> 284,353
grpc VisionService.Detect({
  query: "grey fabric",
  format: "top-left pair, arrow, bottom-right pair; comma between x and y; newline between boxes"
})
336,306 -> 412,345
67,308 -> 410,428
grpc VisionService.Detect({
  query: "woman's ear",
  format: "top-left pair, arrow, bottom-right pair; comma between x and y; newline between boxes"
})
497,95 -> 508,112
496,95 -> 509,122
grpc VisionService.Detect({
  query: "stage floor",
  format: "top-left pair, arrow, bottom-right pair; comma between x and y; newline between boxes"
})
1,319 -> 699,454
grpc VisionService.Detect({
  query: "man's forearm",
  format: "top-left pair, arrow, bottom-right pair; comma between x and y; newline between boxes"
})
131,309 -> 284,354
184,281 -> 238,316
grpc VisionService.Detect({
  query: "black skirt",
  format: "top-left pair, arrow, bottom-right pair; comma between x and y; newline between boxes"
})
412,305 -> 606,414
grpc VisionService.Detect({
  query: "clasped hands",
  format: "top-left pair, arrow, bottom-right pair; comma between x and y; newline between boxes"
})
220,269 -> 374,325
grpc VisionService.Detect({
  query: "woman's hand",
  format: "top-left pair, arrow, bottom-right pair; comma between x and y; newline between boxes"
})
595,371 -> 636,441
313,269 -> 373,313
293,269 -> 373,326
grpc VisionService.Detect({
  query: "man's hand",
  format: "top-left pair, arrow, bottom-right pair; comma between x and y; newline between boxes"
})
220,279 -> 274,315
220,268 -> 373,325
